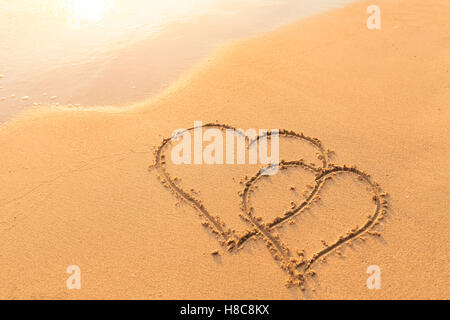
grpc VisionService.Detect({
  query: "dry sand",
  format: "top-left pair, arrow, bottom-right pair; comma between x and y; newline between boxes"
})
0,0 -> 449,299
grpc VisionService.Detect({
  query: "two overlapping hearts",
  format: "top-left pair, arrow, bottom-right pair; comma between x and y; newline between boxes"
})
151,123 -> 388,288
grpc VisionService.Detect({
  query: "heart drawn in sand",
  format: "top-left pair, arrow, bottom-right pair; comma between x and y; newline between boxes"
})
150,123 -> 389,288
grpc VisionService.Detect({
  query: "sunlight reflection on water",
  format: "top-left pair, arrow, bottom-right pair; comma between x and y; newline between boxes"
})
0,0 -> 357,122
61,0 -> 116,26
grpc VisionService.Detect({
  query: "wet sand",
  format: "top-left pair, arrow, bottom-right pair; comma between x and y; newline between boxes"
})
0,0 -> 356,123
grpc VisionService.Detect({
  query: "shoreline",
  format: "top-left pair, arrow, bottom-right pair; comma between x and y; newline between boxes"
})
0,0 -> 359,125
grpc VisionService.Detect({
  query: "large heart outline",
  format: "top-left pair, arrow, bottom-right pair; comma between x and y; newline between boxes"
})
150,123 -> 389,288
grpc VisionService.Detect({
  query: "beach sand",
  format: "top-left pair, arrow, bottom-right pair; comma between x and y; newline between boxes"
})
0,0 -> 449,299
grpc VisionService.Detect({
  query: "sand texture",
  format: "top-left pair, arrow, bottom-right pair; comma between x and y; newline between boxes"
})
0,0 -> 449,299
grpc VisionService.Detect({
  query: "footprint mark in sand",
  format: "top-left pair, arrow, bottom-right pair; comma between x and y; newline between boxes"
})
150,123 -> 389,288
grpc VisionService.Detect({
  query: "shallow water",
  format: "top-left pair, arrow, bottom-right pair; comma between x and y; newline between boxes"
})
0,0 -> 357,123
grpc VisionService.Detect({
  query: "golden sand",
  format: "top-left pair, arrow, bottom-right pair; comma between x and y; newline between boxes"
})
0,0 -> 449,299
